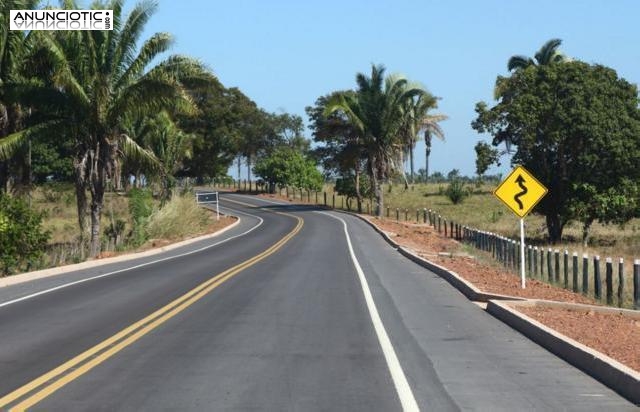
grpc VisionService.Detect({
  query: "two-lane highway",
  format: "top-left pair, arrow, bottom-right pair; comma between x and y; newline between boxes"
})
0,193 -> 635,410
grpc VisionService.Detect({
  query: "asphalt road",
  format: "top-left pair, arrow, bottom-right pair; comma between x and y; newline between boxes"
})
0,193 -> 635,410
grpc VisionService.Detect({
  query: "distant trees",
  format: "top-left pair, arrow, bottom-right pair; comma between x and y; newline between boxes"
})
0,0 -> 287,259
253,148 -> 322,193
320,64 -> 444,217
474,141 -> 500,181
473,59 -> 640,243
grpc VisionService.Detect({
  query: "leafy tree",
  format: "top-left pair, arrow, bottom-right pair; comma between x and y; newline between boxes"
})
0,193 -> 49,275
307,92 -> 367,212
325,64 -> 433,216
8,0 -> 215,257
253,148 -> 323,193
474,141 -> 500,180
473,60 -> 640,243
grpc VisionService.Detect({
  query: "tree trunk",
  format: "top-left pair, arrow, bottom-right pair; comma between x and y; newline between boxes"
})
425,133 -> 432,181
74,153 -> 89,259
409,141 -> 415,184
246,156 -> 251,191
369,158 -> 383,217
237,156 -> 241,181
89,194 -> 103,257
354,166 -> 362,214
545,214 -> 564,244
582,219 -> 593,247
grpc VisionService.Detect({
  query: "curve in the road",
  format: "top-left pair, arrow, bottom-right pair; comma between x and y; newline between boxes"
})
0,207 -> 302,410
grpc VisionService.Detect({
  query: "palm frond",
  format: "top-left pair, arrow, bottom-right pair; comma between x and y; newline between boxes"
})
119,132 -> 162,174
535,38 -> 562,64
115,32 -> 173,90
113,0 -> 158,74
507,55 -> 534,71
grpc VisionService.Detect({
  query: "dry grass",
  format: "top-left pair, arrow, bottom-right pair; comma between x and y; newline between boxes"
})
146,195 -> 212,241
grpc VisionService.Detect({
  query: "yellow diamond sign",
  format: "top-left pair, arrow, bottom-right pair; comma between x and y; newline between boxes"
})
494,166 -> 548,218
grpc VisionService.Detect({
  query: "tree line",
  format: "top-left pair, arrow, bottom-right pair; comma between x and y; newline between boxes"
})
0,0 -> 316,258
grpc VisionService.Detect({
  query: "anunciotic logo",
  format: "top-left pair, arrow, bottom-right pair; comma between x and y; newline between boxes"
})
10,9 -> 113,30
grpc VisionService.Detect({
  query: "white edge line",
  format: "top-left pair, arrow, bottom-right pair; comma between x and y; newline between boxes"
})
317,211 -> 419,412
0,205 -> 263,309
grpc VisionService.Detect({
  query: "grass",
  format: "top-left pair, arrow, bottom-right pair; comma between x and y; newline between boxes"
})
23,184 -> 226,270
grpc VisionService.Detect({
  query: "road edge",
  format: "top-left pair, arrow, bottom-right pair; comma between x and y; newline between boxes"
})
487,299 -> 640,405
336,210 -> 639,405
0,217 -> 241,288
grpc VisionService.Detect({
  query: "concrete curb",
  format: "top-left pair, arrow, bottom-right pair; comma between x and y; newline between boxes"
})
487,299 -> 640,405
0,217 -> 240,288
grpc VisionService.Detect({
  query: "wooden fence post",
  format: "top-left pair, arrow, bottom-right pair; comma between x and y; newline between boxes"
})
396,208 -> 399,221
533,247 -> 538,277
594,256 -> 601,300
605,257 -> 613,305
634,260 -> 640,310
554,250 -> 560,283
547,249 -> 553,282
444,219 -> 448,237
617,258 -> 624,308
582,254 -> 589,295
563,250 -> 569,289
423,208 -> 427,223
572,253 -> 578,292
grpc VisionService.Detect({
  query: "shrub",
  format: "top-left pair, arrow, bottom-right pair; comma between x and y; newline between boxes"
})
146,195 -> 210,240
445,179 -> 470,205
0,194 -> 50,275
127,188 -> 154,246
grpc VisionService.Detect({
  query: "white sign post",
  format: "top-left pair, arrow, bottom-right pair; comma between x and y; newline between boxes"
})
196,191 -> 219,220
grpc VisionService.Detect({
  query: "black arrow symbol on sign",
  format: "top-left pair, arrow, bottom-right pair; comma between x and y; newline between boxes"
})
514,175 -> 527,210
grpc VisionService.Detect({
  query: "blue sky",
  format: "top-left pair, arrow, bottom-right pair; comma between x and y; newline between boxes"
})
140,0 -> 640,178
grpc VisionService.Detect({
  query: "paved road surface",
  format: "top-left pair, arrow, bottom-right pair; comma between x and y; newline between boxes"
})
0,193 -> 635,410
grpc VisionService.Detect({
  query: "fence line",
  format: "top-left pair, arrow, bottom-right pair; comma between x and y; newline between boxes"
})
211,180 -> 640,310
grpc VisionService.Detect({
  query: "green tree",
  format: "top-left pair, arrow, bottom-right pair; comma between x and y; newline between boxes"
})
0,193 -> 49,275
253,148 -> 323,193
8,0 -> 215,257
473,61 -> 640,243
307,92 -> 367,212
325,64 -> 432,216
474,141 -> 500,180
0,0 -> 40,194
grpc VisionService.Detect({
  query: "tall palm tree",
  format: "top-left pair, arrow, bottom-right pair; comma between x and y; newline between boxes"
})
507,38 -> 567,71
326,64 -> 431,216
5,0 -> 215,257
398,92 -> 446,184
0,0 -> 40,194
422,114 -> 446,181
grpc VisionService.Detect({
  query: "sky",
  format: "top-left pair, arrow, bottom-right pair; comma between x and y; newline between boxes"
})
138,0 -> 640,178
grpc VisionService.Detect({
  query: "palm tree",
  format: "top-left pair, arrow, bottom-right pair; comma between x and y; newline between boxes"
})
326,64 -> 432,216
0,0 -> 40,194
507,38 -> 567,71
398,92 -> 446,184
5,0 -> 215,257
422,114 -> 447,181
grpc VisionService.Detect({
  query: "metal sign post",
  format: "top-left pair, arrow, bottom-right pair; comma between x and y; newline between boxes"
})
494,166 -> 548,289
196,191 -> 220,220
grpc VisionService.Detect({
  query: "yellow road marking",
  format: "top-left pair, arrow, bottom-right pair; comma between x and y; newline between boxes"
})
2,211 -> 303,411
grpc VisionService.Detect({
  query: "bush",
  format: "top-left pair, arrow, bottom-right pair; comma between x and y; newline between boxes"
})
445,179 -> 470,204
0,194 -> 50,275
146,195 -> 210,240
127,188 -> 154,246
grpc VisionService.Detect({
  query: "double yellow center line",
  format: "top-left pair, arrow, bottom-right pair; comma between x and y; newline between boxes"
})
1,210 -> 303,411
